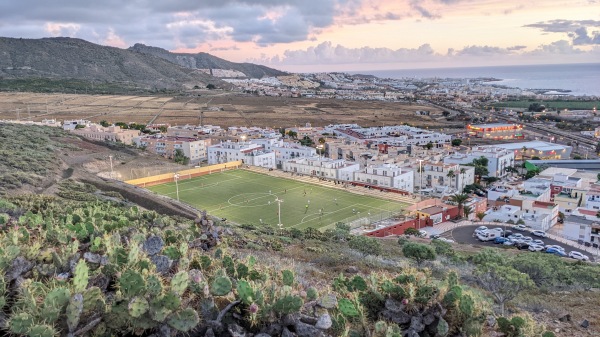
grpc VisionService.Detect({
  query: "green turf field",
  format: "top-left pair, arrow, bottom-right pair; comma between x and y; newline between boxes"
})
147,170 -> 406,229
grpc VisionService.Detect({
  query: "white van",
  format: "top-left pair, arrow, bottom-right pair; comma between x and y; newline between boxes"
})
477,231 -> 500,242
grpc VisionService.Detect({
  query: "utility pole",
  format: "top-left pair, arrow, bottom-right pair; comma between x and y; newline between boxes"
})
174,173 -> 180,201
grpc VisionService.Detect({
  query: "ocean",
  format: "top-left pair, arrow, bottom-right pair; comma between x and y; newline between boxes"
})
353,63 -> 600,97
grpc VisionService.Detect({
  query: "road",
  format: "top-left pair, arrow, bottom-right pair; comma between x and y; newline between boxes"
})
441,225 -> 597,261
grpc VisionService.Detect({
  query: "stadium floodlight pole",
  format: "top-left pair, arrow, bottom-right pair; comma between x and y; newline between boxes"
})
275,197 -> 284,230
174,172 -> 180,201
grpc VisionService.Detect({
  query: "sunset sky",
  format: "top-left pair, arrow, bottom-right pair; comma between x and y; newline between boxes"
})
1,0 -> 599,72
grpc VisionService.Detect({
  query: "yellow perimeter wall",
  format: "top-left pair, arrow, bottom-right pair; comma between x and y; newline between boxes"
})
125,161 -> 243,187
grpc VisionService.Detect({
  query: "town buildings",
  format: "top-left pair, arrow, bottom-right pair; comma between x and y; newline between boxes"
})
353,163 -> 414,192
412,162 -> 475,195
134,135 -> 211,164
282,157 -> 359,181
483,141 -> 572,160
207,141 -> 276,168
71,124 -> 140,145
444,146 -> 515,178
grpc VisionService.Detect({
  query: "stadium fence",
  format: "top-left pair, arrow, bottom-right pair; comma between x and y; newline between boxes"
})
124,161 -> 243,187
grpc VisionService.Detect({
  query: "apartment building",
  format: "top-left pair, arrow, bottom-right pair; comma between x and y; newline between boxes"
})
282,157 -> 359,181
167,125 -> 222,138
71,124 -> 140,145
412,162 -> 475,194
63,119 -> 91,130
353,163 -> 414,192
483,141 -> 572,160
251,138 -> 316,166
332,125 -> 451,147
134,136 -> 211,164
207,141 -> 276,168
444,146 -> 515,178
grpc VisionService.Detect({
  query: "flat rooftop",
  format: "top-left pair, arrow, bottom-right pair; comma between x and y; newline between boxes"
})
468,123 -> 521,128
492,141 -> 570,151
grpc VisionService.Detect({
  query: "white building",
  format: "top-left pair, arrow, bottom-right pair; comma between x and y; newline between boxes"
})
353,163 -> 414,192
332,125 -> 451,147
563,215 -> 600,244
63,119 -> 91,130
412,162 -> 475,194
251,138 -> 317,166
207,141 -> 276,168
483,202 -> 555,231
483,141 -> 572,160
133,136 -> 211,164
444,146 -> 515,178
282,157 -> 360,181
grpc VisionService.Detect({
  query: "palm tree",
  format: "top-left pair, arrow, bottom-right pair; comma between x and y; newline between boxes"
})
446,170 -> 456,189
449,193 -> 470,218
459,168 -> 467,192
462,205 -> 473,220
521,146 -> 528,160
476,212 -> 486,221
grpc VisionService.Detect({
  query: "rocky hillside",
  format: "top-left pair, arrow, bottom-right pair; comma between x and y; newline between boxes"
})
0,37 -> 229,90
129,43 -> 287,79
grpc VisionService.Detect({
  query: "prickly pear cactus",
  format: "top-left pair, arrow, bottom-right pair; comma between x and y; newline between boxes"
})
8,312 -> 34,335
318,293 -> 338,309
236,280 -> 254,305
437,317 -> 450,337
27,324 -> 57,337
210,276 -> 232,296
170,271 -> 189,296
338,298 -> 359,317
73,260 -> 89,293
236,263 -> 249,279
167,308 -> 200,332
147,275 -> 163,296
306,287 -> 319,301
66,293 -> 84,333
272,295 -> 303,315
200,255 -> 211,270
350,275 -> 367,291
82,286 -> 105,313
459,294 -> 474,317
128,296 -> 150,318
44,287 -> 71,309
119,270 -> 146,297
282,269 -> 294,286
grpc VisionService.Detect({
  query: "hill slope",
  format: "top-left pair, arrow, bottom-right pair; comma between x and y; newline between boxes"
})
0,37 -> 229,90
129,43 -> 287,78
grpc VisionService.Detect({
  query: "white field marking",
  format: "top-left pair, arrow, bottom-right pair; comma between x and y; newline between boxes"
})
227,193 -> 278,208
294,204 -> 360,227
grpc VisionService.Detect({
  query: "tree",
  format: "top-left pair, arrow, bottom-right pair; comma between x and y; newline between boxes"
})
451,139 -> 462,147
462,205 -> 473,220
206,84 -> 216,90
287,131 -> 297,139
459,168 -> 467,191
573,155 -> 582,160
173,149 -> 190,165
476,212 -> 486,221
425,142 -> 434,150
431,240 -> 454,256
402,242 -> 436,267
446,170 -> 456,188
348,235 -> 382,257
449,193 -> 469,218
318,137 -> 326,144
299,136 -> 314,147
404,228 -> 420,236
99,120 -> 110,127
475,263 -> 533,315
482,176 -> 500,186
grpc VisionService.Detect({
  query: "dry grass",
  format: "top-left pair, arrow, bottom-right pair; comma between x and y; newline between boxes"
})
0,92 -> 461,128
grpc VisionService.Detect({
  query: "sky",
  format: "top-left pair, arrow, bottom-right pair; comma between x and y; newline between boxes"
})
1,0 -> 599,72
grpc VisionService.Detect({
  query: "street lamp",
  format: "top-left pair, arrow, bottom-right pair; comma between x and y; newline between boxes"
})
174,173 -> 180,201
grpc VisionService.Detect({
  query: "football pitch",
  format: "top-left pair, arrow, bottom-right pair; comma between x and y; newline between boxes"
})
147,170 -> 407,230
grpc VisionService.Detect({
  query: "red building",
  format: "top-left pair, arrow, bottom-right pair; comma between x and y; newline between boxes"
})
467,123 -> 524,140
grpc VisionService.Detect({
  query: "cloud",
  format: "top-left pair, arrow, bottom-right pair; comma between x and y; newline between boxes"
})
525,19 -> 600,45
409,0 -> 441,19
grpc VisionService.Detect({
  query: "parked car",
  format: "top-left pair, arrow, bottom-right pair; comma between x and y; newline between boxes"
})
512,224 -> 527,231
477,231 -> 501,242
502,230 -> 514,238
494,237 -> 509,244
522,236 -> 533,243
532,239 -> 545,246
438,237 -> 455,243
515,242 -> 530,250
430,234 -> 441,240
546,248 -> 567,257
491,228 -> 504,234
503,239 -> 516,246
568,251 -> 590,261
508,233 -> 524,240
528,244 -> 545,252
532,230 -> 547,238
474,226 -> 488,235
545,245 -> 565,252
418,230 -> 428,238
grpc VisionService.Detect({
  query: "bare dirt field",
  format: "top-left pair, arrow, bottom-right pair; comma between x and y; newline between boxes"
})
0,91 -> 460,128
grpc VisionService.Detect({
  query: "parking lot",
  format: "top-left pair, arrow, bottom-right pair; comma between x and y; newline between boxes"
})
442,225 -> 597,261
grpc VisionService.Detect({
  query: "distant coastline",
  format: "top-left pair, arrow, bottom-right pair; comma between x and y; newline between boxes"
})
349,63 -> 600,97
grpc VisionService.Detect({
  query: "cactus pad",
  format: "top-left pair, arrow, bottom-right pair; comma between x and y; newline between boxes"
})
161,291 -> 182,311
350,276 -> 367,291
167,308 -> 199,332
236,280 -> 254,305
210,276 -> 232,296
338,298 -> 359,317
119,270 -> 146,297
82,286 -> 105,313
8,312 -> 34,334
146,275 -> 163,296
272,295 -> 303,315
66,293 -> 83,333
306,287 -> 319,301
282,270 -> 294,286
200,255 -> 211,270
236,263 -> 249,279
170,271 -> 189,296
27,324 -> 57,337
73,260 -> 89,293
437,317 -> 449,336
318,293 -> 338,309
44,287 -> 70,309
128,296 -> 150,318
